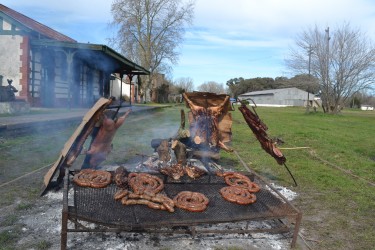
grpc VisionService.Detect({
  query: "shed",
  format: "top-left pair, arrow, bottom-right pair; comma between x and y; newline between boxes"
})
360,105 -> 374,111
238,87 -> 317,107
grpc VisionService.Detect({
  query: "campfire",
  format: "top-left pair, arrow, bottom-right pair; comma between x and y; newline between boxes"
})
140,92 -> 234,178
41,92 -> 301,250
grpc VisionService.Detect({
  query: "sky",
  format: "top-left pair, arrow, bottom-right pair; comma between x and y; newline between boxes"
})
2,0 -> 375,89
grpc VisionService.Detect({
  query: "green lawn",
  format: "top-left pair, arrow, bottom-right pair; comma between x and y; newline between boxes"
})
0,105 -> 374,249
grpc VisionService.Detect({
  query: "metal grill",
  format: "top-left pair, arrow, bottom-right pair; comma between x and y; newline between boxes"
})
62,170 -> 301,249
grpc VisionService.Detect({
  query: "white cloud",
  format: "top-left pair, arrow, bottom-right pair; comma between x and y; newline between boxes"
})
194,0 -> 375,37
190,30 -> 290,48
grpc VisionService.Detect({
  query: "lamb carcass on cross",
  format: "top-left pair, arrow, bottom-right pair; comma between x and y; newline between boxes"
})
84,109 -> 131,168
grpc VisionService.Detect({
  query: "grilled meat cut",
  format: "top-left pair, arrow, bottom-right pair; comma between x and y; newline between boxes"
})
183,93 -> 232,152
238,103 -> 286,165
86,110 -> 131,168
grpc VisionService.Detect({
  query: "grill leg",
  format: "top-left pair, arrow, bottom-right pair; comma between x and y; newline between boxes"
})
61,211 -> 68,250
291,212 -> 302,248
61,169 -> 69,250
190,226 -> 196,238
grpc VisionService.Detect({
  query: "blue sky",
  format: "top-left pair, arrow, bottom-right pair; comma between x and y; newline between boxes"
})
3,0 -> 375,89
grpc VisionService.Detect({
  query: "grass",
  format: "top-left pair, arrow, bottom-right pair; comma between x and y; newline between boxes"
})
0,105 -> 374,249
15,202 -> 33,211
1,215 -> 18,227
0,229 -> 20,248
35,240 -> 53,250
228,106 -> 375,249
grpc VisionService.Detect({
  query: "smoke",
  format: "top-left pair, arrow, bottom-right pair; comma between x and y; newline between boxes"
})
105,108 -> 180,165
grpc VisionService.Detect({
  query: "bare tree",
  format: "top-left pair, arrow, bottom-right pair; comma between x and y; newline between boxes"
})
286,23 -> 375,113
174,77 -> 194,93
197,81 -> 225,94
110,0 -> 195,102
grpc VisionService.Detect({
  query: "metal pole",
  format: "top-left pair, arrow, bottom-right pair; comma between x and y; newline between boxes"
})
60,170 -> 69,250
308,44 -> 312,76
306,45 -> 312,113
129,74 -> 132,106
31,49 -> 36,106
120,73 -> 123,102
325,27 -> 330,112
126,73 -> 134,106
66,50 -> 75,110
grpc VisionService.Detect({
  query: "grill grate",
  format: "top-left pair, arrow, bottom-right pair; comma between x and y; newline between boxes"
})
69,172 -> 297,228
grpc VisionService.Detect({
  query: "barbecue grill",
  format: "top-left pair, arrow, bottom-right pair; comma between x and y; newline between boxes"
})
61,166 -> 301,249
44,93 -> 302,249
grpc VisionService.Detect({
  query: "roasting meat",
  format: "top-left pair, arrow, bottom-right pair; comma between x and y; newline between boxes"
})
238,103 -> 286,165
120,192 -> 175,212
185,162 -> 207,179
159,162 -> 185,180
183,93 -> 232,152
86,110 -> 131,168
159,158 -> 208,180
113,166 -> 129,189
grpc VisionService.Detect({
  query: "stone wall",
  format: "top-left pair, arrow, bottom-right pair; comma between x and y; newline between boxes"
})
0,18 -> 23,95
0,101 -> 30,114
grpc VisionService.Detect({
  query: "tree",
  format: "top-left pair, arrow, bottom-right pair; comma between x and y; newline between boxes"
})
156,83 -> 169,103
287,74 -> 320,93
226,77 -> 282,98
110,0 -> 195,102
197,81 -> 225,94
286,23 -> 375,113
174,77 -> 194,93
226,77 -> 244,97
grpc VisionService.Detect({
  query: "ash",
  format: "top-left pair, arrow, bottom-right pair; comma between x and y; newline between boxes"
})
15,186 -> 296,250
267,183 -> 298,201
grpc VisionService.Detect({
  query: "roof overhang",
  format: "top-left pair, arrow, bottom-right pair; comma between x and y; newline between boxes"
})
30,39 -> 149,75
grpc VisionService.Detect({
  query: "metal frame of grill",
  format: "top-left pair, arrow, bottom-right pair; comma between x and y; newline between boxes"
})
61,165 -> 302,249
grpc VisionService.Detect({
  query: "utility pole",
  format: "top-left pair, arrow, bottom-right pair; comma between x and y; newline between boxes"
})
308,44 -> 312,75
324,27 -> 330,113
306,44 -> 313,113
325,27 -> 330,81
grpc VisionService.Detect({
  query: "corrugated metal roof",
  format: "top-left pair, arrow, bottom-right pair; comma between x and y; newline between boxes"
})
31,39 -> 149,75
0,4 -> 76,42
239,87 -> 300,96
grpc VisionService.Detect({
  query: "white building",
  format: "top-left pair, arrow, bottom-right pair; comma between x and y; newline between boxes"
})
360,105 -> 374,111
238,87 -> 320,107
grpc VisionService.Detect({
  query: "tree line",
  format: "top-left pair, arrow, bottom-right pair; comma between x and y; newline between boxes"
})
226,74 -> 319,98
156,73 -> 374,109
151,74 -> 318,103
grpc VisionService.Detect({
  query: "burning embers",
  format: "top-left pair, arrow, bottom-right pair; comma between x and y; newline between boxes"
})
149,138 -> 210,180
139,92 -> 235,180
